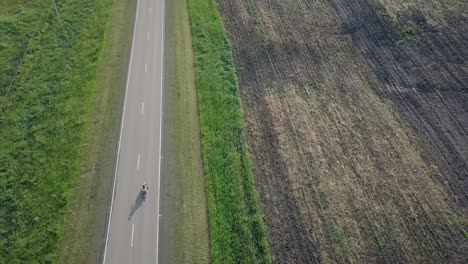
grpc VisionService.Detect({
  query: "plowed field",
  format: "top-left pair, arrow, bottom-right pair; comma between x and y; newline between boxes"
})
217,0 -> 467,263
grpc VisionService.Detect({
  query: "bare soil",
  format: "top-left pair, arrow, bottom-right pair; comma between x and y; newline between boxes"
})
217,0 -> 468,263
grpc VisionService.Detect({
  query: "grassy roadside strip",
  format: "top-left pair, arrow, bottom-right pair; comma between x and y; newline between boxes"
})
0,0 -> 116,262
56,0 -> 135,262
187,0 -> 271,263
160,0 -> 210,262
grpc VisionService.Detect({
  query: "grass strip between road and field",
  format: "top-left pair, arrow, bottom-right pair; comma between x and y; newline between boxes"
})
160,0 -> 211,262
187,0 -> 271,263
0,0 -> 119,262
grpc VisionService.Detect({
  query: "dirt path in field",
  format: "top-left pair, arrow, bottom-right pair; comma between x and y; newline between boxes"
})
217,0 -> 467,263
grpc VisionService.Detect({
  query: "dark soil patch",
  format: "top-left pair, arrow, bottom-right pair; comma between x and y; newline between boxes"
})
329,0 -> 468,208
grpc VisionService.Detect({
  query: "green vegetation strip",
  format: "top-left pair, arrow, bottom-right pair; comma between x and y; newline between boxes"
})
187,0 -> 271,263
0,0 -> 114,262
162,0 -> 210,262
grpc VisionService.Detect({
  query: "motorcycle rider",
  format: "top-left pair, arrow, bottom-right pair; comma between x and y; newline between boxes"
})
142,182 -> 148,193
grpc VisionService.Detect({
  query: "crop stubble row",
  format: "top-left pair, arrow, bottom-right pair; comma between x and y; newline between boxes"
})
217,0 -> 467,263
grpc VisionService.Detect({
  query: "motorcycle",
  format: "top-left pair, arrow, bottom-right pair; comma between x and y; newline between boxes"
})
141,183 -> 149,198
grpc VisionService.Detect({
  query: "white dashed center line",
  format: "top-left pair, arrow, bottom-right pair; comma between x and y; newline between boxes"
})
131,224 -> 135,247
137,153 -> 140,171
141,102 -> 145,116
145,64 -> 147,72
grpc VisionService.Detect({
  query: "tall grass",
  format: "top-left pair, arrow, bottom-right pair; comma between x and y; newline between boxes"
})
0,0 -> 113,262
187,0 -> 271,263
0,1 -> 47,95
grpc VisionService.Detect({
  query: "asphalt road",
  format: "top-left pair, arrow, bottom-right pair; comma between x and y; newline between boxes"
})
102,0 -> 165,263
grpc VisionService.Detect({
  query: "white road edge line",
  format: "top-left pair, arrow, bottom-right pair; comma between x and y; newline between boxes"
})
102,0 -> 140,263
131,224 -> 135,247
155,0 -> 165,263
141,102 -> 145,115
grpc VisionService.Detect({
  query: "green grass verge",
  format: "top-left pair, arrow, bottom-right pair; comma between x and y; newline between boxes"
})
187,0 -> 271,263
161,0 -> 210,262
56,0 -> 135,262
0,0 -> 115,262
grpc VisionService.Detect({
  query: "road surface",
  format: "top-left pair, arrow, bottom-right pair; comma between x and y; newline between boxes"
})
102,0 -> 165,263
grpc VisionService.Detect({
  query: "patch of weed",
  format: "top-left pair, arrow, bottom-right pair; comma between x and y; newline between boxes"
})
369,221 -> 385,249
451,216 -> 468,239
329,220 -> 349,255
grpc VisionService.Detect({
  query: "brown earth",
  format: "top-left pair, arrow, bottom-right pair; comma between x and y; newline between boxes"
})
217,0 -> 468,263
